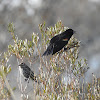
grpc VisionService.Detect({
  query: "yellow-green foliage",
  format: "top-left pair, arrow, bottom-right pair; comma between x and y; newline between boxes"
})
0,21 -> 99,100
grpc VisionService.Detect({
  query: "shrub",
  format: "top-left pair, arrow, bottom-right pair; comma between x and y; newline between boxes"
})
0,21 -> 99,100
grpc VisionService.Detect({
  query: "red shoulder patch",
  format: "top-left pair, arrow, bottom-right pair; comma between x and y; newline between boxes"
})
63,38 -> 68,41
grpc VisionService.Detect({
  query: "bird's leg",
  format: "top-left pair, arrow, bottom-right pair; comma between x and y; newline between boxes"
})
27,78 -> 30,83
64,44 -> 80,51
25,78 -> 30,83
25,78 -> 28,81
64,47 -> 68,51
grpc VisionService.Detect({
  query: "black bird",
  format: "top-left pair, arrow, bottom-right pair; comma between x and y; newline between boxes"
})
42,29 -> 75,56
19,63 -> 37,82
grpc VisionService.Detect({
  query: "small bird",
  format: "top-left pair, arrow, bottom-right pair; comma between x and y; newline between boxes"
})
42,29 -> 75,56
19,63 -> 37,82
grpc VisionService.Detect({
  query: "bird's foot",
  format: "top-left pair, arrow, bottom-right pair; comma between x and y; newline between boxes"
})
25,78 -> 30,83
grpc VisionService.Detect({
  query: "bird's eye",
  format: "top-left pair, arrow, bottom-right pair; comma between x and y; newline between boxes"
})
21,63 -> 24,65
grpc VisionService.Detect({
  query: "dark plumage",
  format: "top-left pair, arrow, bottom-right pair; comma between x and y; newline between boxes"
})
42,29 -> 75,56
19,63 -> 37,82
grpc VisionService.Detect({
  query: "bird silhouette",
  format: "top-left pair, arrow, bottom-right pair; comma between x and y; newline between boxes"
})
42,29 -> 75,56
19,63 -> 37,82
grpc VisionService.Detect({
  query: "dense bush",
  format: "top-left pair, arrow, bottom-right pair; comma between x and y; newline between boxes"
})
0,21 -> 99,100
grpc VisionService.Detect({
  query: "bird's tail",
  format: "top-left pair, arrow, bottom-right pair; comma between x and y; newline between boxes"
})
42,44 -> 53,56
30,71 -> 37,82
42,50 -> 49,56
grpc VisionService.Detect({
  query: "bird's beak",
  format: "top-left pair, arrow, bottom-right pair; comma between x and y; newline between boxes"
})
18,64 -> 22,68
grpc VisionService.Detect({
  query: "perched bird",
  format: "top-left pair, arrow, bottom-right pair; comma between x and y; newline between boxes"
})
19,63 -> 37,82
42,29 -> 75,56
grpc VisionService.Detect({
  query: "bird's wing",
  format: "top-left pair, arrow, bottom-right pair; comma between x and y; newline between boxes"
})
22,66 -> 30,78
50,35 -> 60,44
42,43 -> 54,56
